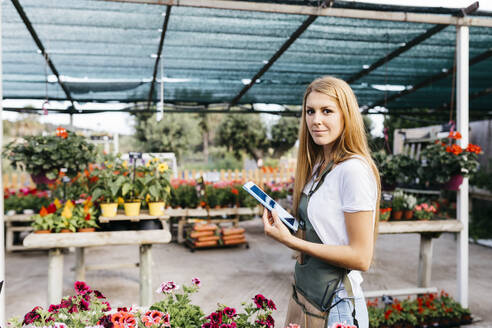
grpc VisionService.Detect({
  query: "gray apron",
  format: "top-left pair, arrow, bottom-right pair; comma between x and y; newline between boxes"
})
292,162 -> 358,326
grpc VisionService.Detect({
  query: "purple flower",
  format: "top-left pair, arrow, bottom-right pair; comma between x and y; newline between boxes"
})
48,304 -> 60,313
267,299 -> 276,310
60,298 -> 72,309
97,314 -> 113,328
253,294 -> 267,309
222,307 -> 236,318
156,281 -> 179,294
208,311 -> 222,324
74,281 -> 91,295
266,315 -> 275,327
201,323 -> 214,328
192,277 -> 201,287
102,301 -> 111,312
94,290 -> 106,299
22,306 -> 42,325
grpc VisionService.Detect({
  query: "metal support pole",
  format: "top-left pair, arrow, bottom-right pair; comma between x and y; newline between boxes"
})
0,2 -> 5,325
456,25 -> 469,308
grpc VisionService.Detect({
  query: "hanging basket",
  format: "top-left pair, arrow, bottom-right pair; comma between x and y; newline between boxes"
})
30,173 -> 56,186
442,175 -> 464,191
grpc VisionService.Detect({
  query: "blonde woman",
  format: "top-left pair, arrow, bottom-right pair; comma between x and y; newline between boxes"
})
262,76 -> 380,328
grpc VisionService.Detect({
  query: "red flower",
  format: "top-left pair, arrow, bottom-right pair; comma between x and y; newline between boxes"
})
253,294 -> 267,309
231,188 -> 239,196
448,131 -> 462,139
384,309 -> 393,320
85,213 -> 91,221
47,203 -> 57,214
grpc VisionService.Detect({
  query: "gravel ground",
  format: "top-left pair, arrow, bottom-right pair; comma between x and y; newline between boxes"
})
5,218 -> 492,327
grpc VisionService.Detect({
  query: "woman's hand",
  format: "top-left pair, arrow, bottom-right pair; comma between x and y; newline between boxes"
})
262,207 -> 292,245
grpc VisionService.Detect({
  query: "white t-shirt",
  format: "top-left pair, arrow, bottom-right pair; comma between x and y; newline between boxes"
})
302,156 -> 378,298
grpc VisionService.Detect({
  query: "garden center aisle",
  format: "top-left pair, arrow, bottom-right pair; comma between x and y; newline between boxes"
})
5,218 -> 492,327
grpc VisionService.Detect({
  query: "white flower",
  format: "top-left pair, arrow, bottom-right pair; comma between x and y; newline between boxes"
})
156,281 -> 179,294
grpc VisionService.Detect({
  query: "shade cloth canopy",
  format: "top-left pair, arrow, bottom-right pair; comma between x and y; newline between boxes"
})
2,0 -> 492,117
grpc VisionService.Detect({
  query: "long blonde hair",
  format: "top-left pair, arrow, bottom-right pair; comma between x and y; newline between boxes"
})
293,76 -> 381,236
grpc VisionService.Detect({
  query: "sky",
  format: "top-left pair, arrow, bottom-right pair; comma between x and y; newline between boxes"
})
2,0 -> 491,137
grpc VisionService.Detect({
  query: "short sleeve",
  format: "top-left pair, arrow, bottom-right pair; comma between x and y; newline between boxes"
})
339,158 -> 377,213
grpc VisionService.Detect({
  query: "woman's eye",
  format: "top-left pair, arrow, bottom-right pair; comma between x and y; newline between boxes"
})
306,109 -> 314,115
323,109 -> 332,114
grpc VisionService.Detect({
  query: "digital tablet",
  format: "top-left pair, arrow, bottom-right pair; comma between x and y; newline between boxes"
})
242,181 -> 299,232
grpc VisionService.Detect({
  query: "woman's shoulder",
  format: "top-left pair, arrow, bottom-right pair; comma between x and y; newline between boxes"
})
335,155 -> 371,173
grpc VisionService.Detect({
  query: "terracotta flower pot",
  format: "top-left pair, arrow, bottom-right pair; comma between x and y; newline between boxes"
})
78,227 -> 96,232
124,202 -> 141,216
391,210 -> 403,220
34,229 -> 51,234
100,203 -> 118,217
404,210 -> 414,220
148,202 -> 165,216
60,229 -> 72,233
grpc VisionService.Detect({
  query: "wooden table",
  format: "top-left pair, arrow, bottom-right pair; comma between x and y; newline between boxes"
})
367,220 -> 463,298
23,230 -> 171,307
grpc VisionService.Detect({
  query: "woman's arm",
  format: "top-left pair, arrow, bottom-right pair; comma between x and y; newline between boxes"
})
262,208 -> 374,271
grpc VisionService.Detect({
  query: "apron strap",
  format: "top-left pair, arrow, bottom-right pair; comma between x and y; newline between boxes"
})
343,275 -> 359,328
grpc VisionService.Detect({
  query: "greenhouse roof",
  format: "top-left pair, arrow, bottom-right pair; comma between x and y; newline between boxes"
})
2,0 -> 492,117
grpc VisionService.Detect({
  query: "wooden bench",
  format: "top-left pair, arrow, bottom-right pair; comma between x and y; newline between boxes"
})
366,220 -> 463,298
23,230 -> 171,307
4,214 -> 34,252
99,207 -> 261,244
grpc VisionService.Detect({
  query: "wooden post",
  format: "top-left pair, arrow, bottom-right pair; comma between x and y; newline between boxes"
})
417,234 -> 434,288
139,244 -> 152,306
48,249 -> 64,306
220,169 -> 225,181
75,247 -> 85,281
177,217 -> 186,243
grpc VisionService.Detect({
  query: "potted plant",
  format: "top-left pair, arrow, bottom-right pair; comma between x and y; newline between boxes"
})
402,193 -> 417,220
373,151 -> 399,191
393,154 -> 419,187
73,202 -> 99,232
140,159 -> 172,216
414,202 -> 437,220
380,200 -> 392,221
91,163 -> 125,218
31,213 -> 56,233
4,129 -> 96,185
418,131 -> 482,190
391,191 -> 405,220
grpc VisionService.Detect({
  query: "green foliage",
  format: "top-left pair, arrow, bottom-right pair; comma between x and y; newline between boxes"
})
173,184 -> 199,208
4,194 -> 51,213
373,151 -> 419,187
133,113 -> 201,161
391,190 -> 406,212
216,115 -> 269,161
470,198 -> 492,240
31,213 -> 56,231
270,116 -> 299,158
150,284 -> 204,327
4,131 -> 96,179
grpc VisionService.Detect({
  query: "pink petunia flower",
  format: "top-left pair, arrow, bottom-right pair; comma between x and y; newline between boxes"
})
192,277 -> 201,287
156,281 -> 179,294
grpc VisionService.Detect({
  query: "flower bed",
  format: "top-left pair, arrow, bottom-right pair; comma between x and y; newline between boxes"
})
7,279 -> 353,328
367,291 -> 472,328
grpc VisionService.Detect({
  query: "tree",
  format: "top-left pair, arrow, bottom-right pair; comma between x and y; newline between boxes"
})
134,112 -> 201,161
269,116 -> 299,158
216,115 -> 269,162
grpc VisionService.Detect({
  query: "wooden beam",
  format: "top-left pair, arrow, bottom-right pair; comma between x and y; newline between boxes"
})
94,0 -> 492,27
229,15 -> 317,107
11,0 -> 76,110
346,24 -> 447,84
147,5 -> 172,112
378,220 -> 463,234
367,49 -> 492,111
23,230 -> 172,248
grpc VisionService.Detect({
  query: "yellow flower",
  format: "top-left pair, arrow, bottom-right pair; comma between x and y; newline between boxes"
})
107,164 -> 113,169
61,206 -> 72,219
122,161 -> 128,169
64,200 -> 75,210
54,198 -> 62,209
117,197 -> 124,205
153,158 -> 159,163
145,161 -> 151,168
145,194 -> 151,202
158,163 -> 168,173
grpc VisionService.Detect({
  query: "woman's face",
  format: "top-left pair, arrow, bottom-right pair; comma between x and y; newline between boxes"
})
305,91 -> 344,151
